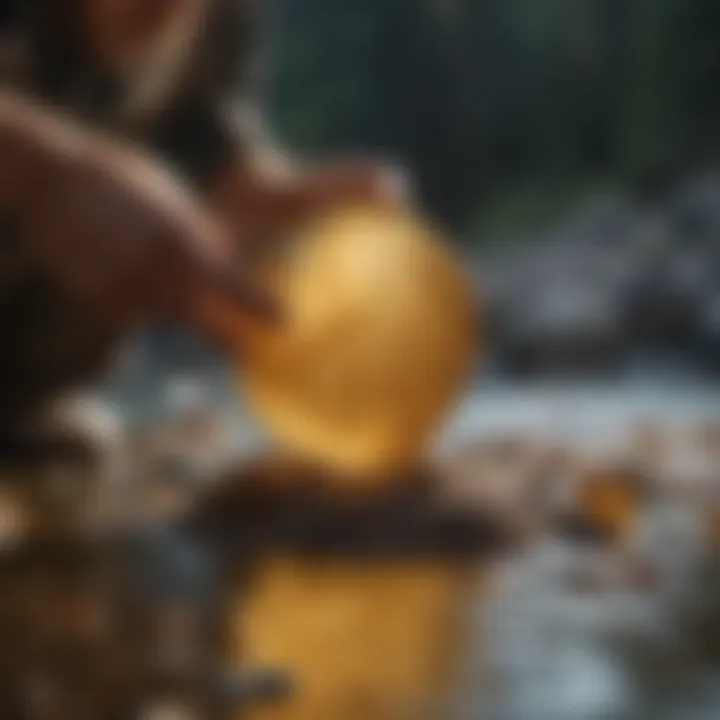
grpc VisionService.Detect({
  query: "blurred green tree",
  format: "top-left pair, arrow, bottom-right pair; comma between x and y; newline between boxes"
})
264,0 -> 720,238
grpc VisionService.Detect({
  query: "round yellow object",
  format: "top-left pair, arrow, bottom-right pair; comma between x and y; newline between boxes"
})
238,204 -> 476,478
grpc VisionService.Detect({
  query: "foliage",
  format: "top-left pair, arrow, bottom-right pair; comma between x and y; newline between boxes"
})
264,0 -> 720,239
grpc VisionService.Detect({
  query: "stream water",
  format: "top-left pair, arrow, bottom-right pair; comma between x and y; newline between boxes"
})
101,366 -> 720,719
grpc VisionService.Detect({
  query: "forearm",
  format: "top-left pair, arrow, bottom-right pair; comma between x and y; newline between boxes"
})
0,89 -> 92,211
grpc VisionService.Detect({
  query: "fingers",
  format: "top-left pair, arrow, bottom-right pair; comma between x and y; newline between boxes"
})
168,241 -> 284,351
181,278 -> 280,353
329,161 -> 411,199
196,259 -> 283,324
362,163 -> 412,206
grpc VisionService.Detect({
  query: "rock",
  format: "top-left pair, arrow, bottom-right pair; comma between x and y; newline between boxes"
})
496,280 -> 626,376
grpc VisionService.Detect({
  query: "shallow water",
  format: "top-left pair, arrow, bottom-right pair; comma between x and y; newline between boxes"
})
102,370 -> 720,719
443,376 -> 720,720
442,374 -> 720,451
106,366 -> 720,449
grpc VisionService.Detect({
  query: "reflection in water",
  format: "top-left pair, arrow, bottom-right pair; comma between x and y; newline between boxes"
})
103,370 -> 720,719
234,558 -> 474,720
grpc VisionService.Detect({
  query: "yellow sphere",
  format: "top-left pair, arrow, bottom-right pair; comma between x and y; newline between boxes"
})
238,204 -> 476,478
